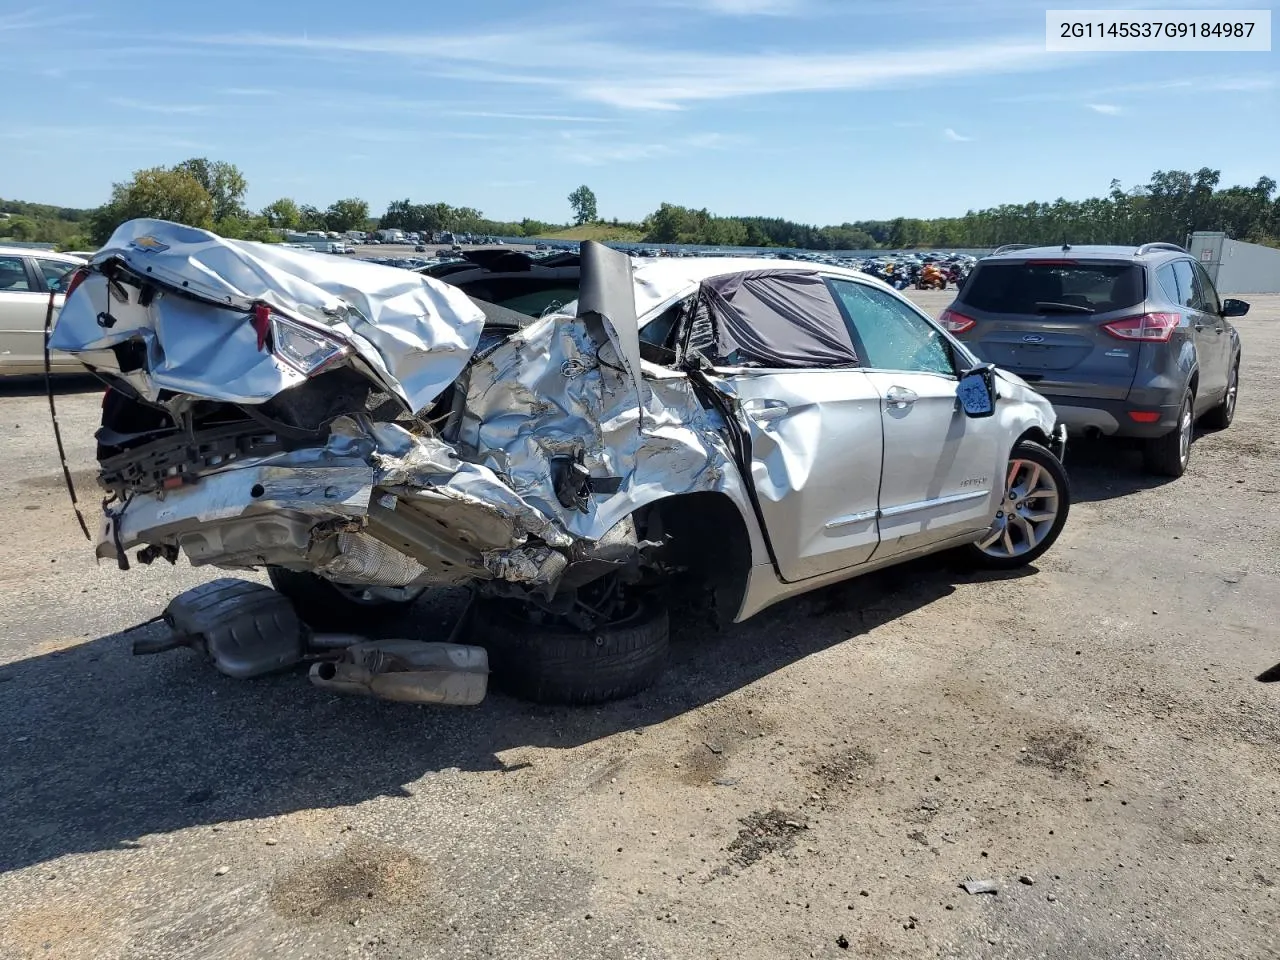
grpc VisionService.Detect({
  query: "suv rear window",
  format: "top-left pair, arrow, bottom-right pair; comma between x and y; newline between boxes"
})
961,261 -> 1145,315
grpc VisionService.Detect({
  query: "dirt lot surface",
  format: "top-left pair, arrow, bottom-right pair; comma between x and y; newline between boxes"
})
1,290 -> 1277,960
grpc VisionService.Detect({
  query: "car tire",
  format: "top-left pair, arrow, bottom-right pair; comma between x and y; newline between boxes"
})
1200,361 -> 1238,431
266,566 -> 422,630
962,440 -> 1070,570
471,594 -> 669,705
1142,391 -> 1194,478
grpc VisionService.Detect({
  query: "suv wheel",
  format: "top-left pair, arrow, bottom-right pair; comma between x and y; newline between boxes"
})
1201,361 -> 1238,430
1143,391 -> 1193,477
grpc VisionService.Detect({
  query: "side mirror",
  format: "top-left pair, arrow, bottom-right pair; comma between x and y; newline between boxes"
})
1221,298 -> 1250,318
957,363 -> 997,418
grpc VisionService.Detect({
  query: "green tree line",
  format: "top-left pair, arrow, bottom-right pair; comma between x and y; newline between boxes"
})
639,169 -> 1279,249
3,164 -> 1277,253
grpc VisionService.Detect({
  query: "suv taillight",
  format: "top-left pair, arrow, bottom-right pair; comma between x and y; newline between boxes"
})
1101,312 -> 1179,342
938,307 -> 977,334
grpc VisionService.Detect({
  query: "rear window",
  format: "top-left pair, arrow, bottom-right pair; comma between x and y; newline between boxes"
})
961,261 -> 1145,315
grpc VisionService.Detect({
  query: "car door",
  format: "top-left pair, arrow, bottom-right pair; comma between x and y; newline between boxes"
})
1171,259 -> 1224,410
1190,259 -> 1231,406
693,271 -> 885,582
706,366 -> 885,581
0,254 -> 48,371
827,277 -> 1003,560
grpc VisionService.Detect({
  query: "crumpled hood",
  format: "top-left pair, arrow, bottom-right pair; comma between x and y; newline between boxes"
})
50,219 -> 485,410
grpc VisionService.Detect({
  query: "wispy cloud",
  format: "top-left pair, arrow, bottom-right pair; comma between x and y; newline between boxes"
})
0,124 -> 213,152
1087,103 -> 1122,115
107,97 -> 209,115
554,129 -> 740,165
445,110 -> 619,123
219,87 -> 279,97
0,7 -> 92,32
1000,73 -> 1277,103
176,29 -> 1065,111
944,127 -> 974,142
664,0 -> 809,14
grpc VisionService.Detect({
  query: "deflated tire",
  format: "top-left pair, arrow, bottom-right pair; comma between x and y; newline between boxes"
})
471,595 -> 669,705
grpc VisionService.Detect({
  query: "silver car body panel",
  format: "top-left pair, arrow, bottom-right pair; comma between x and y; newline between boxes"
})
51,219 -> 488,411
56,226 -> 1058,624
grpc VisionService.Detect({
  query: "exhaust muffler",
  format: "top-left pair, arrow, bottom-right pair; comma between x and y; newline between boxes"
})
309,639 -> 489,706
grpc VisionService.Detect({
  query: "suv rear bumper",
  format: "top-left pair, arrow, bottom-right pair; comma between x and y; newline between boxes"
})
1050,394 -> 1182,439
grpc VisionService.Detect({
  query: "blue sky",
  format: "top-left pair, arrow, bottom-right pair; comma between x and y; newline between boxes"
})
2,0 -> 1276,224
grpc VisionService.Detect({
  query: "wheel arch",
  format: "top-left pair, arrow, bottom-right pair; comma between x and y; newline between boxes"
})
633,490 -> 755,627
1014,425 -> 1053,450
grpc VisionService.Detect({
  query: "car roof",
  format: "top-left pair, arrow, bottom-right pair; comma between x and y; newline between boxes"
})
0,246 -> 85,262
980,244 -> 1186,263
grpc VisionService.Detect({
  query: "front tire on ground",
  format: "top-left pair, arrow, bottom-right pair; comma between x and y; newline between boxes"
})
963,439 -> 1070,570
1142,391 -> 1193,477
471,594 -> 669,705
266,566 -> 422,629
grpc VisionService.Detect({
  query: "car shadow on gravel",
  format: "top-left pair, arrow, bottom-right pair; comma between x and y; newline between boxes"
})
1060,435 -> 1183,503
0,556 -> 1035,875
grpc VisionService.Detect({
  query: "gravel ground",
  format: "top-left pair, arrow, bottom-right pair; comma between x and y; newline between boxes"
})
1,291 -> 1277,960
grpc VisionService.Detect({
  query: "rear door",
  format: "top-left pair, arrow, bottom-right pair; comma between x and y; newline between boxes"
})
0,254 -> 48,370
1189,259 -> 1230,406
691,269 -> 885,582
707,366 -> 885,581
1169,259 -> 1224,409
951,258 -> 1146,401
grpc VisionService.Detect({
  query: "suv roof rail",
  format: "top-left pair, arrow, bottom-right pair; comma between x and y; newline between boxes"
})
990,243 -> 1036,255
1135,242 -> 1187,256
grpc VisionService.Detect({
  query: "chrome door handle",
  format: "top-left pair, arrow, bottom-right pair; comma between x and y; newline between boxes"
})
885,385 -> 918,408
741,398 -> 789,422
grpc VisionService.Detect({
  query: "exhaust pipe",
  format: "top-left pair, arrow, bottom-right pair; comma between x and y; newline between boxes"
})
309,639 -> 488,705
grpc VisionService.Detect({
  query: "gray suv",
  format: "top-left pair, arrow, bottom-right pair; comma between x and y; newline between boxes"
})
939,243 -> 1246,477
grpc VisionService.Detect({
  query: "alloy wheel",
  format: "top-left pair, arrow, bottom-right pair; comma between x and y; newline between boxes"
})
977,457 -> 1062,559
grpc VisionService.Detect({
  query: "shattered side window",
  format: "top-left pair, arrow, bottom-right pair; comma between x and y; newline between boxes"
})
828,279 -> 954,377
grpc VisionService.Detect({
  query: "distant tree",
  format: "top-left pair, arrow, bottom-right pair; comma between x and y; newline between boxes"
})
174,158 -> 247,222
568,185 -> 598,226
261,198 -> 301,230
325,198 -> 370,232
90,166 -> 214,243
0,216 -> 38,241
297,204 -> 326,231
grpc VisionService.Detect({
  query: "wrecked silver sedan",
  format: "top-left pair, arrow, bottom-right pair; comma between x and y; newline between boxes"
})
51,220 -> 1069,705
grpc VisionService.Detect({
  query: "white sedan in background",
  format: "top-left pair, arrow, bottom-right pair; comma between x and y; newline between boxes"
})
0,246 -> 86,375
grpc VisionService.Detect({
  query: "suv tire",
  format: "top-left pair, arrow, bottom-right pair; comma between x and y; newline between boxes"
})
1200,360 -> 1239,431
1143,391 -> 1194,477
